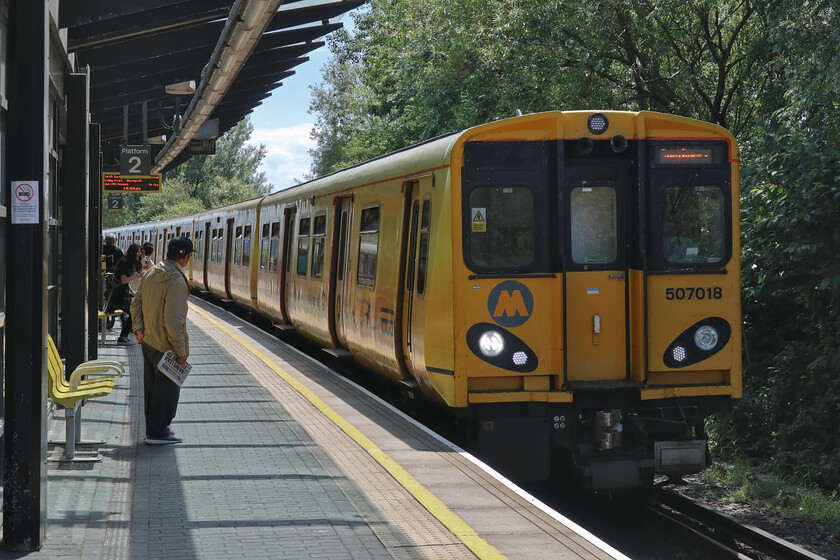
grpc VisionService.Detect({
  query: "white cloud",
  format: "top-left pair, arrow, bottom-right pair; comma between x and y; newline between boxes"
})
250,123 -> 315,192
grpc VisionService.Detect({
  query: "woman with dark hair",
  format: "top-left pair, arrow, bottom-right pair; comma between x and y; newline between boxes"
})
107,243 -> 143,344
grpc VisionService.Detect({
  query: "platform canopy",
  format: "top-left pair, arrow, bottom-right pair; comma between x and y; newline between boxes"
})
60,0 -> 363,173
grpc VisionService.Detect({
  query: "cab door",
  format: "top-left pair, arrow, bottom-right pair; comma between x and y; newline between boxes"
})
564,160 -> 629,382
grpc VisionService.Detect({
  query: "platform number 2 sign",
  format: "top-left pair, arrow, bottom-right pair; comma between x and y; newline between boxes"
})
119,145 -> 151,176
108,194 -> 124,211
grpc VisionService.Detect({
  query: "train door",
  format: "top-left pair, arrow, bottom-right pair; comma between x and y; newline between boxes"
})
564,160 -> 629,382
157,228 -> 167,258
400,177 -> 434,378
224,218 -> 234,298
281,207 -> 296,322
202,221 -> 210,290
330,196 -> 352,347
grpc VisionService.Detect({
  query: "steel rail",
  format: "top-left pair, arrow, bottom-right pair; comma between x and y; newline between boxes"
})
653,487 -> 827,560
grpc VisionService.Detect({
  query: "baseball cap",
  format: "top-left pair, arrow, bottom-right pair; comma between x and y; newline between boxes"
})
167,236 -> 197,259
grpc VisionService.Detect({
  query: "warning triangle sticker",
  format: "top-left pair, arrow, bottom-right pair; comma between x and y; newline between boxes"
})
473,211 -> 485,222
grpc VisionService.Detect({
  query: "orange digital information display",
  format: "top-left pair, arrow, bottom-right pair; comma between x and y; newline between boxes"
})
102,173 -> 161,193
655,147 -> 714,165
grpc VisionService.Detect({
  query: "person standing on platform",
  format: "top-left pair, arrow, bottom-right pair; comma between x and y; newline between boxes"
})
131,236 -> 195,445
102,234 -> 126,329
130,242 -> 155,293
141,242 -> 155,271
102,233 -> 124,274
108,243 -> 143,344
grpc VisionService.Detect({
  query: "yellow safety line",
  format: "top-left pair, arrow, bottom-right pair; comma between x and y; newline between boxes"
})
189,303 -> 507,560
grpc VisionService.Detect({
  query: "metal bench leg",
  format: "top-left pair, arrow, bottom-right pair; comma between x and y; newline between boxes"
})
53,403 -> 102,463
64,406 -> 77,461
100,316 -> 107,344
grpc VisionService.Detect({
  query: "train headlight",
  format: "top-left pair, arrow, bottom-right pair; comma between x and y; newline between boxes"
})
694,326 -> 719,351
663,317 -> 731,369
478,331 -> 505,357
467,323 -> 539,372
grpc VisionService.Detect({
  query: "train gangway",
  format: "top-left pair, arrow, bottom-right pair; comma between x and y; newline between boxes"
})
14,297 -> 629,559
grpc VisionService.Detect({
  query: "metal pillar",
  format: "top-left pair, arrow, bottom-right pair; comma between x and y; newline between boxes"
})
88,123 -> 102,360
3,0 -> 49,551
61,71 -> 91,374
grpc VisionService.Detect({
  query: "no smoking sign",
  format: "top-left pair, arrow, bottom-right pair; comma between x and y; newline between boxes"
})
11,180 -> 40,224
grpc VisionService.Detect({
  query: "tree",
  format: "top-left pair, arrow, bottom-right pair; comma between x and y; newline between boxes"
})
309,0 -> 772,176
712,1 -> 840,491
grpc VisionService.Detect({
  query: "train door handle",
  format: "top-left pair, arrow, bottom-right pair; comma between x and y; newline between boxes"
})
592,314 -> 601,346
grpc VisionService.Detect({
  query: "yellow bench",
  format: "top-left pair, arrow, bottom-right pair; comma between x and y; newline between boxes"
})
47,335 -> 123,461
98,309 -> 124,344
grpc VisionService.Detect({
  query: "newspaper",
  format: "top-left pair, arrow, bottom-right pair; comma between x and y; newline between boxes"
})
157,350 -> 191,386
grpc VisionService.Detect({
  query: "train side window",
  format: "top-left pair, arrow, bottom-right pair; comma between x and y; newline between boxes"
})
467,186 -> 534,270
357,206 -> 380,288
297,216 -> 310,277
214,228 -> 223,263
260,223 -> 270,270
406,201 -> 420,293
269,222 -> 280,272
570,186 -> 617,265
310,214 -> 327,278
234,226 -> 243,266
243,225 -> 252,267
195,230 -> 204,260
663,184 -> 725,265
417,199 -> 431,295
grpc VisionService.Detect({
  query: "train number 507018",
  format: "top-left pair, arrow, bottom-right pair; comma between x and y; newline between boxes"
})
665,287 -> 723,301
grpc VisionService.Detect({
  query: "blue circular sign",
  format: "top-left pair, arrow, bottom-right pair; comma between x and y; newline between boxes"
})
487,281 -> 534,327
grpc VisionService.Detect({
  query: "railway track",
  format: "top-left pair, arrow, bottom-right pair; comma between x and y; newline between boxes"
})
650,486 -> 826,560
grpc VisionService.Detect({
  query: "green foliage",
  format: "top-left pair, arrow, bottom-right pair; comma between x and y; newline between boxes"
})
309,0 -> 771,175
703,461 -> 840,530
711,1 -> 840,492
103,118 -> 269,226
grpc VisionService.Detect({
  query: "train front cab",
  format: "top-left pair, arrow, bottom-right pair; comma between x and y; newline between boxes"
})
451,111 -> 741,488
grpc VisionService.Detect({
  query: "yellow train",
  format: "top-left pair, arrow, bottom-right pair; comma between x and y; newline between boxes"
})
108,110 -> 741,489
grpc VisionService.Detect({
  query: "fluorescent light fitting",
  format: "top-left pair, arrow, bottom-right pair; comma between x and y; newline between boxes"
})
165,80 -> 196,95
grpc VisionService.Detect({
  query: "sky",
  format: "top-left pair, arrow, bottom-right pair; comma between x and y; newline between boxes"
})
249,8 -> 360,192
249,46 -> 327,192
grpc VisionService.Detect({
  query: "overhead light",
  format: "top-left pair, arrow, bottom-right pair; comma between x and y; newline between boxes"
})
147,135 -> 167,145
165,80 -> 196,95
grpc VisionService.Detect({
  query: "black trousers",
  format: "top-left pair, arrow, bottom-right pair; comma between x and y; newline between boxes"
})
141,342 -> 181,438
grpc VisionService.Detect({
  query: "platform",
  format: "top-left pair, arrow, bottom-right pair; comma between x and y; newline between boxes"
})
6,297 -> 628,559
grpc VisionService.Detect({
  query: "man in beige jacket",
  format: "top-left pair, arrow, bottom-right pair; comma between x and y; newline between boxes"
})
131,236 -> 195,444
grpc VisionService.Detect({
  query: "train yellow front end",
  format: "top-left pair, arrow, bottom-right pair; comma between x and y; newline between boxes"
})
446,111 -> 741,488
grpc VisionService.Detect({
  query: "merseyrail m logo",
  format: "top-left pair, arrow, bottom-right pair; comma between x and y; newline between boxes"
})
487,280 -> 534,327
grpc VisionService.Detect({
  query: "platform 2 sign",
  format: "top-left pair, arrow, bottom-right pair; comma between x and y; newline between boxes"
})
102,173 -> 161,193
120,144 -> 152,176
107,194 -> 124,210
